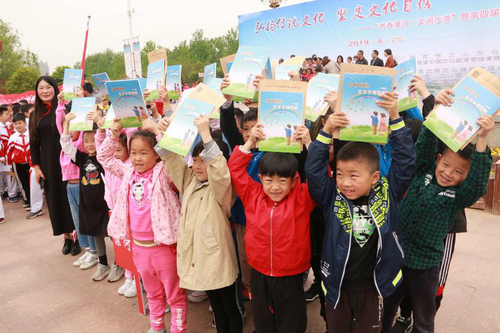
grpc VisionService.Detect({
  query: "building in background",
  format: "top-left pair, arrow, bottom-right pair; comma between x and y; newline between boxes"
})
38,61 -> 49,76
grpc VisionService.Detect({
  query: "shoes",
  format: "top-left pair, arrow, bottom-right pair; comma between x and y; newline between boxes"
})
8,196 -> 19,203
147,328 -> 166,333
188,290 -> 208,303
79,253 -> 98,270
305,282 -> 320,302
1,192 -> 8,199
391,316 -> 413,333
124,281 -> 137,298
25,205 -> 31,211
71,240 -> 81,256
0,218 -> 4,224
118,278 -> 134,295
22,201 -> 29,208
26,210 -> 43,219
107,264 -> 125,282
73,251 -> 89,267
62,238 -> 73,255
92,264 -> 111,281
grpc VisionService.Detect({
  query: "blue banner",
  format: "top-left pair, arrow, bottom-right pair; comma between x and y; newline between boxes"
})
239,0 -> 500,90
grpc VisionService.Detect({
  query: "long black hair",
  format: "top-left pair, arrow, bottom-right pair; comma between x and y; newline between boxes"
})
30,76 -> 59,145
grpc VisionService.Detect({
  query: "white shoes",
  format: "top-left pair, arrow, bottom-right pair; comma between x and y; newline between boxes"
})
92,264 -> 111,281
188,290 -> 208,303
107,264 -> 125,282
124,280 -> 137,298
73,252 -> 89,267
79,253 -> 98,270
118,278 -> 134,295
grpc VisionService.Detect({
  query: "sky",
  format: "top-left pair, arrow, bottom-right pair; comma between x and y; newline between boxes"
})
1,0 -> 309,73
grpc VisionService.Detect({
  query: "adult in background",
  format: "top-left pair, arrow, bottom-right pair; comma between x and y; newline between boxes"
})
385,49 -> 397,68
371,50 -> 384,67
322,56 -> 338,74
355,50 -> 369,65
30,76 -> 76,255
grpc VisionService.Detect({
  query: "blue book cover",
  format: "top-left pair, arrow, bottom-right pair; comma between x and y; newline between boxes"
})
275,64 -> 299,81
204,63 -> 217,85
158,98 -> 214,156
166,65 -> 182,99
394,58 -> 418,112
138,77 -> 147,94
92,73 -> 110,96
424,75 -> 500,152
146,60 -> 165,101
63,69 -> 83,101
227,62 -> 233,73
339,73 -> 393,144
305,73 -> 340,122
69,97 -> 96,131
105,79 -> 147,128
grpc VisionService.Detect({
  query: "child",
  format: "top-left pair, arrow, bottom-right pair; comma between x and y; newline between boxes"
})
305,92 -> 416,332
61,113 -> 110,281
156,115 -> 243,332
378,113 -> 387,135
97,120 -> 187,333
0,105 -> 19,203
451,120 -> 467,139
381,111 -> 494,332
371,111 -> 379,135
285,124 -> 292,146
228,123 -> 316,333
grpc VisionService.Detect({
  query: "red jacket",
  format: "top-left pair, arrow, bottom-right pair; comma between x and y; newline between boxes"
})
7,131 -> 30,165
228,147 -> 316,277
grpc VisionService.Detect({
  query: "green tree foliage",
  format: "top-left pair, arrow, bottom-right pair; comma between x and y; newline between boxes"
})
73,48 -> 127,87
6,67 -> 40,93
51,65 -> 70,85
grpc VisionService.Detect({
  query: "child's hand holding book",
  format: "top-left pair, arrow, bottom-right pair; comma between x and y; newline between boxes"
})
158,117 -> 171,135
194,115 -> 211,143
435,89 -> 455,106
242,123 -> 265,152
323,112 -> 349,135
476,115 -> 495,152
376,92 -> 399,120
293,125 -> 312,149
410,75 -> 430,99
110,119 -> 123,140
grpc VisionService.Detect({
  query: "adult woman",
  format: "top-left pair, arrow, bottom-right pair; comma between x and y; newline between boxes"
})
384,49 -> 397,68
30,76 -> 76,254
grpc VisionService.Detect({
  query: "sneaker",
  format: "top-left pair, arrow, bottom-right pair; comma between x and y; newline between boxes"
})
23,201 -> 29,208
62,238 -> 73,255
391,316 -> 413,333
107,264 -> 125,282
73,252 -> 89,267
147,328 -> 166,333
1,192 -> 8,199
8,196 -> 19,203
92,264 -> 111,281
25,205 -> 31,211
26,210 -> 43,219
188,290 -> 208,303
164,304 -> 171,314
71,240 -> 81,256
124,282 -> 137,298
79,253 -> 98,270
0,218 -> 5,224
305,282 -> 320,302
118,278 -> 133,295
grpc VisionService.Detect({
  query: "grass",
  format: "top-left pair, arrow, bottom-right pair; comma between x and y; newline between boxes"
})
64,92 -> 75,101
398,96 -> 418,112
146,91 -> 160,101
222,83 -> 256,99
119,116 -> 142,128
168,91 -> 180,99
339,125 -> 388,144
258,136 -> 301,153
69,121 -> 92,131
305,106 -> 323,122
424,114 -> 461,152
158,136 -> 190,156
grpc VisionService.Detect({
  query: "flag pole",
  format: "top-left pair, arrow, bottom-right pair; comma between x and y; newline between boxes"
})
80,16 -> 91,85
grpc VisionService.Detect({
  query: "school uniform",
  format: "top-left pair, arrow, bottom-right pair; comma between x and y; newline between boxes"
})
7,130 -> 31,204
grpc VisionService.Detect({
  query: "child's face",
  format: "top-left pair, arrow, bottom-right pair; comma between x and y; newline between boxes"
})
240,120 -> 257,143
336,159 -> 380,200
435,150 -> 470,187
130,137 -> 157,173
114,142 -> 129,162
13,120 -> 26,133
192,156 -> 208,182
258,174 -> 297,203
0,112 -> 10,124
83,132 -> 96,155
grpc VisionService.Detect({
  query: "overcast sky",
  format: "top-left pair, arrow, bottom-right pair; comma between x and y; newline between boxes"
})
1,0 -> 308,72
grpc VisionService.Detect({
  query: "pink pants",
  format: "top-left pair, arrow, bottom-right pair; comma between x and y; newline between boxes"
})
133,244 -> 187,332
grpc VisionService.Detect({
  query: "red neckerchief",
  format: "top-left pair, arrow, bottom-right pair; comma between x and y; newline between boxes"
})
41,102 -> 52,118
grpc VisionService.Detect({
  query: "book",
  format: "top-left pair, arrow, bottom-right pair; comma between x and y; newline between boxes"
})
105,79 -> 148,128
424,67 -> 500,152
394,58 -> 418,112
220,54 -> 235,76
147,48 -> 167,66
138,77 -> 147,94
275,56 -> 306,81
305,73 -> 340,122
158,98 -> 214,156
63,69 -> 83,101
207,78 -> 224,119
187,82 -> 227,117
204,63 -> 217,85
257,80 -> 307,153
222,45 -> 271,99
69,97 -> 96,131
166,65 -> 182,99
92,73 -> 110,96
145,60 -> 165,101
102,105 -> 115,129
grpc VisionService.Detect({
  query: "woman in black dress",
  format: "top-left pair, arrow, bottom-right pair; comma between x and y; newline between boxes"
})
30,76 -> 76,254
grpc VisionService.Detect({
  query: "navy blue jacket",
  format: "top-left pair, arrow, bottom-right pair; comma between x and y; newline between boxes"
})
305,118 -> 416,308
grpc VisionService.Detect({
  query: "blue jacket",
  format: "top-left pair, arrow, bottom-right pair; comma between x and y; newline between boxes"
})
305,118 -> 416,308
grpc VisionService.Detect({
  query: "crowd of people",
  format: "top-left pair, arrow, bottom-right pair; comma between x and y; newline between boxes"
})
3,52 -> 494,333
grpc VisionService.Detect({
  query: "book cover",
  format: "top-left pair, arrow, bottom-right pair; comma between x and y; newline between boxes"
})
69,97 -> 96,131
204,63 -> 217,85
207,78 -> 224,119
166,65 -> 182,99
394,58 -> 418,112
275,56 -> 306,80
305,73 -> 340,122
424,69 -> 500,152
102,105 -> 115,129
257,80 -> 307,153
63,69 -> 83,101
105,79 -> 147,128
158,98 -> 214,156
222,45 -> 271,99
147,48 -> 167,66
145,60 -> 165,101
220,54 -> 235,76
138,77 -> 147,94
92,73 -> 110,96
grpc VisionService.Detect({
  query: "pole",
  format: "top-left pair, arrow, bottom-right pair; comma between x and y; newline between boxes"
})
80,16 -> 91,85
127,0 -> 137,78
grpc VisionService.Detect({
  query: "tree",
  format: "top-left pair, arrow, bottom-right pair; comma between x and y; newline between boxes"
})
74,48 -> 127,87
51,65 -> 70,85
6,67 -> 40,93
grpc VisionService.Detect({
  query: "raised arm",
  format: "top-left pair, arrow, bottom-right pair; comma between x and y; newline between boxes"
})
220,76 -> 244,149
96,121 -> 126,179
60,113 -> 77,162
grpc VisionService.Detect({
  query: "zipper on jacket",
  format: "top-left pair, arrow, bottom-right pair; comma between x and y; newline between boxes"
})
270,202 -> 276,277
392,231 -> 405,259
371,208 -> 383,299
334,193 -> 353,309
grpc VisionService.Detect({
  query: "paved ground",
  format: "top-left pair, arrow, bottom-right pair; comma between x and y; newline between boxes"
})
1,200 -> 499,333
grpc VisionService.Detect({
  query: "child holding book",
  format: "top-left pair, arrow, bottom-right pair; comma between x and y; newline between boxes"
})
305,92 -> 416,332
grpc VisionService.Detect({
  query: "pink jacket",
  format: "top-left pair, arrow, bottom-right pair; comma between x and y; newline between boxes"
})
56,101 -> 85,181
97,135 -> 181,245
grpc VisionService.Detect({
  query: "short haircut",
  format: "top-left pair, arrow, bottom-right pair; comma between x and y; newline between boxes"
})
241,109 -> 257,128
0,106 -> 9,116
384,49 -> 393,56
12,113 -> 26,123
373,50 -> 379,56
358,50 -> 364,55
234,108 -> 244,126
259,152 -> 298,178
192,138 -> 230,161
347,56 -> 353,61
130,130 -> 158,150
442,143 -> 474,162
19,99 -> 28,104
21,104 -> 34,114
337,142 -> 379,173
82,82 -> 93,94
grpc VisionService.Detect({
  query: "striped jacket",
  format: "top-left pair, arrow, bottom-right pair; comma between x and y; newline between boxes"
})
7,130 -> 31,165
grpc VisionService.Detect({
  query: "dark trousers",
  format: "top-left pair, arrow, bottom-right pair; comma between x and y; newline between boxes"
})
206,282 -> 244,333
382,266 -> 439,333
251,269 -> 307,333
310,208 -> 327,325
13,163 -> 30,204
325,289 -> 383,333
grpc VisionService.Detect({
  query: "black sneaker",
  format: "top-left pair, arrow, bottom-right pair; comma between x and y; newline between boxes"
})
71,240 -> 81,256
305,282 -> 320,302
62,238 -> 73,255
391,316 -> 413,333
26,210 -> 43,219
8,196 -> 19,203
1,192 -> 8,199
